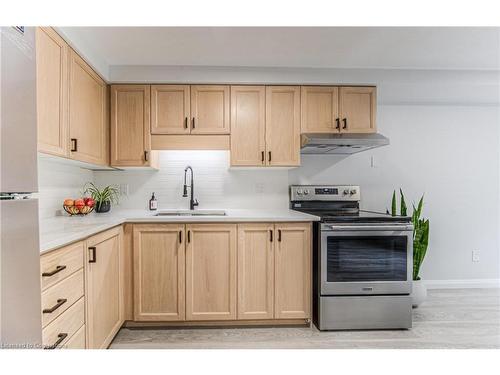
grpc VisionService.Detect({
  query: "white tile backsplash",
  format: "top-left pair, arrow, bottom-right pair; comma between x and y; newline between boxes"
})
94,151 -> 290,210
38,157 -> 94,219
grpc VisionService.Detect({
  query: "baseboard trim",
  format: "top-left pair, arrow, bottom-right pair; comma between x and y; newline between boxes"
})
423,278 -> 500,289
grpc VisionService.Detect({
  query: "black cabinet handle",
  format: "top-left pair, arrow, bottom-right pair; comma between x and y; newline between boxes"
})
43,298 -> 67,314
335,118 -> 340,130
187,230 -> 191,243
88,246 -> 96,263
42,265 -> 66,277
144,150 -> 149,161
342,118 -> 347,130
45,333 -> 68,350
192,117 -> 196,129
261,151 -> 265,163
278,229 -> 282,242
184,117 -> 188,129
179,230 -> 182,244
269,229 -> 273,242
268,151 -> 272,163
70,138 -> 78,152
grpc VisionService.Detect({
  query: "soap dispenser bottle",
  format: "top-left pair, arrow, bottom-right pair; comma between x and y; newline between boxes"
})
149,192 -> 158,211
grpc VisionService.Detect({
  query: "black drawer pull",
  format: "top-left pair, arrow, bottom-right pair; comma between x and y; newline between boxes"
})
179,230 -> 182,244
184,117 -> 188,129
187,230 -> 191,243
335,118 -> 340,130
192,117 -> 196,129
45,333 -> 68,350
70,138 -> 78,152
278,229 -> 282,242
269,230 -> 273,242
43,298 -> 67,314
89,246 -> 96,263
42,265 -> 66,277
144,150 -> 149,161
268,151 -> 272,162
342,118 -> 347,129
261,151 -> 264,163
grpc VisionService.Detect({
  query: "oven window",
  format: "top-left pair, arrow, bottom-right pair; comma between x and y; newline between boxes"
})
326,236 -> 407,282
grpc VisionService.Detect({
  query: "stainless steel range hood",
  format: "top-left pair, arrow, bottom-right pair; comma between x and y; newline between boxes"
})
301,133 -> 390,154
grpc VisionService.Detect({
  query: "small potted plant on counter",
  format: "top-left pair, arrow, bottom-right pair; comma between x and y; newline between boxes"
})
389,189 -> 430,307
83,182 -> 120,213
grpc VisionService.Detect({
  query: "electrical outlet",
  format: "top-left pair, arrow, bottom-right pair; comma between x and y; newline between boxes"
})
370,156 -> 377,168
120,184 -> 129,196
472,250 -> 480,263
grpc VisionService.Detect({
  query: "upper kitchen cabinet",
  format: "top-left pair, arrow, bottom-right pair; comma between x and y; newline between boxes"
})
230,86 -> 266,166
301,86 -> 339,133
151,85 -> 190,134
68,50 -> 108,166
190,85 -> 230,134
36,27 -> 69,157
265,86 -> 301,167
339,86 -> 377,133
110,85 -> 158,168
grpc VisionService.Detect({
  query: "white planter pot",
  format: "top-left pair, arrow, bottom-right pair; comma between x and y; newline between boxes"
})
412,279 -> 427,308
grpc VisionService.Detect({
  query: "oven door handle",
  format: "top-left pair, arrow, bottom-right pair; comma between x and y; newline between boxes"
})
324,224 -> 414,232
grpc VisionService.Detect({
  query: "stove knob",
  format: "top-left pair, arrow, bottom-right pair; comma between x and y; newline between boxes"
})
296,189 -> 303,195
343,189 -> 350,195
303,189 -> 309,195
350,189 -> 357,195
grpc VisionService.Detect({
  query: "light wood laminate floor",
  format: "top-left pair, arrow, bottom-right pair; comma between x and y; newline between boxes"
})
110,289 -> 500,349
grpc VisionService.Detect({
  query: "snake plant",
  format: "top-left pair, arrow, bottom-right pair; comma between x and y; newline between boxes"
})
389,189 -> 430,280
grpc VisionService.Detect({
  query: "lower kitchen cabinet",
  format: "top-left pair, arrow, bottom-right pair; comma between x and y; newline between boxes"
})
185,224 -> 237,320
85,226 -> 123,349
274,223 -> 311,319
133,224 -> 185,321
237,224 -> 274,319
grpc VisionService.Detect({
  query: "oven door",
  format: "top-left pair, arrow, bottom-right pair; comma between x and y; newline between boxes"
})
320,224 -> 413,295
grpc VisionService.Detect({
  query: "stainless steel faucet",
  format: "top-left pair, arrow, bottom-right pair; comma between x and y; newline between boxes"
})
183,166 -> 199,210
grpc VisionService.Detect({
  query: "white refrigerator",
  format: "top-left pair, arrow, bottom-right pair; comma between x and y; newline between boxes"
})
0,26 -> 42,348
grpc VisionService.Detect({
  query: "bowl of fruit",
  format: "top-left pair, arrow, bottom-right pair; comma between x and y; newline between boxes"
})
63,197 -> 95,216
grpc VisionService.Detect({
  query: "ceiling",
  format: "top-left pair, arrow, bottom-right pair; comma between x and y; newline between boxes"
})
60,27 -> 500,71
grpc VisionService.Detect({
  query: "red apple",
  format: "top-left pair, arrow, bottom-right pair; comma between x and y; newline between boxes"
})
74,198 -> 85,208
85,198 -> 95,207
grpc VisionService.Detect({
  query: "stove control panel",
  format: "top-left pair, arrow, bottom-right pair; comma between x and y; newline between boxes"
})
290,185 -> 360,202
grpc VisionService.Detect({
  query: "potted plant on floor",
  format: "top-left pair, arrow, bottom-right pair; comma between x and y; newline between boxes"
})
390,189 -> 430,307
83,182 -> 120,213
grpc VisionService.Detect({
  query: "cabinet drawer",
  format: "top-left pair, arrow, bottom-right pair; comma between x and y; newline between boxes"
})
41,241 -> 84,291
41,269 -> 84,327
42,297 -> 85,349
62,324 -> 86,349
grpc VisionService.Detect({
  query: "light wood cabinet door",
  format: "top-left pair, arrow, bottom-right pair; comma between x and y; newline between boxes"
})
230,86 -> 266,166
265,86 -> 301,166
274,223 -> 311,319
86,227 -> 123,349
186,224 -> 237,320
237,224 -> 274,320
301,86 -> 339,133
68,49 -> 108,166
36,27 -> 69,157
110,85 -> 157,168
339,86 -> 376,133
190,85 -> 230,134
133,224 -> 185,321
151,85 -> 190,134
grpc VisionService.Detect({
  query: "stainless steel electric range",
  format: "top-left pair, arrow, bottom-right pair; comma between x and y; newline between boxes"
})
290,185 -> 413,330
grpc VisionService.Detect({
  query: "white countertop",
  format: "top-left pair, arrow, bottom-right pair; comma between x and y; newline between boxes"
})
39,209 -> 320,254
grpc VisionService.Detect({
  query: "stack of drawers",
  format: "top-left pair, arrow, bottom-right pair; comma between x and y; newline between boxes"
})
40,241 -> 86,349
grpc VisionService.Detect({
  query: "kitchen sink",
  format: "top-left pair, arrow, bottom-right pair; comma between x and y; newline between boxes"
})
155,209 -> 226,217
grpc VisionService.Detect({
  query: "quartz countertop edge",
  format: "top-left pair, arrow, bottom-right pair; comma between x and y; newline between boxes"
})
39,209 -> 320,254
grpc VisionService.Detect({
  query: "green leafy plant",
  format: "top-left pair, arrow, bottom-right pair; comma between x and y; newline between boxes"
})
389,189 -> 430,281
83,182 -> 119,209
